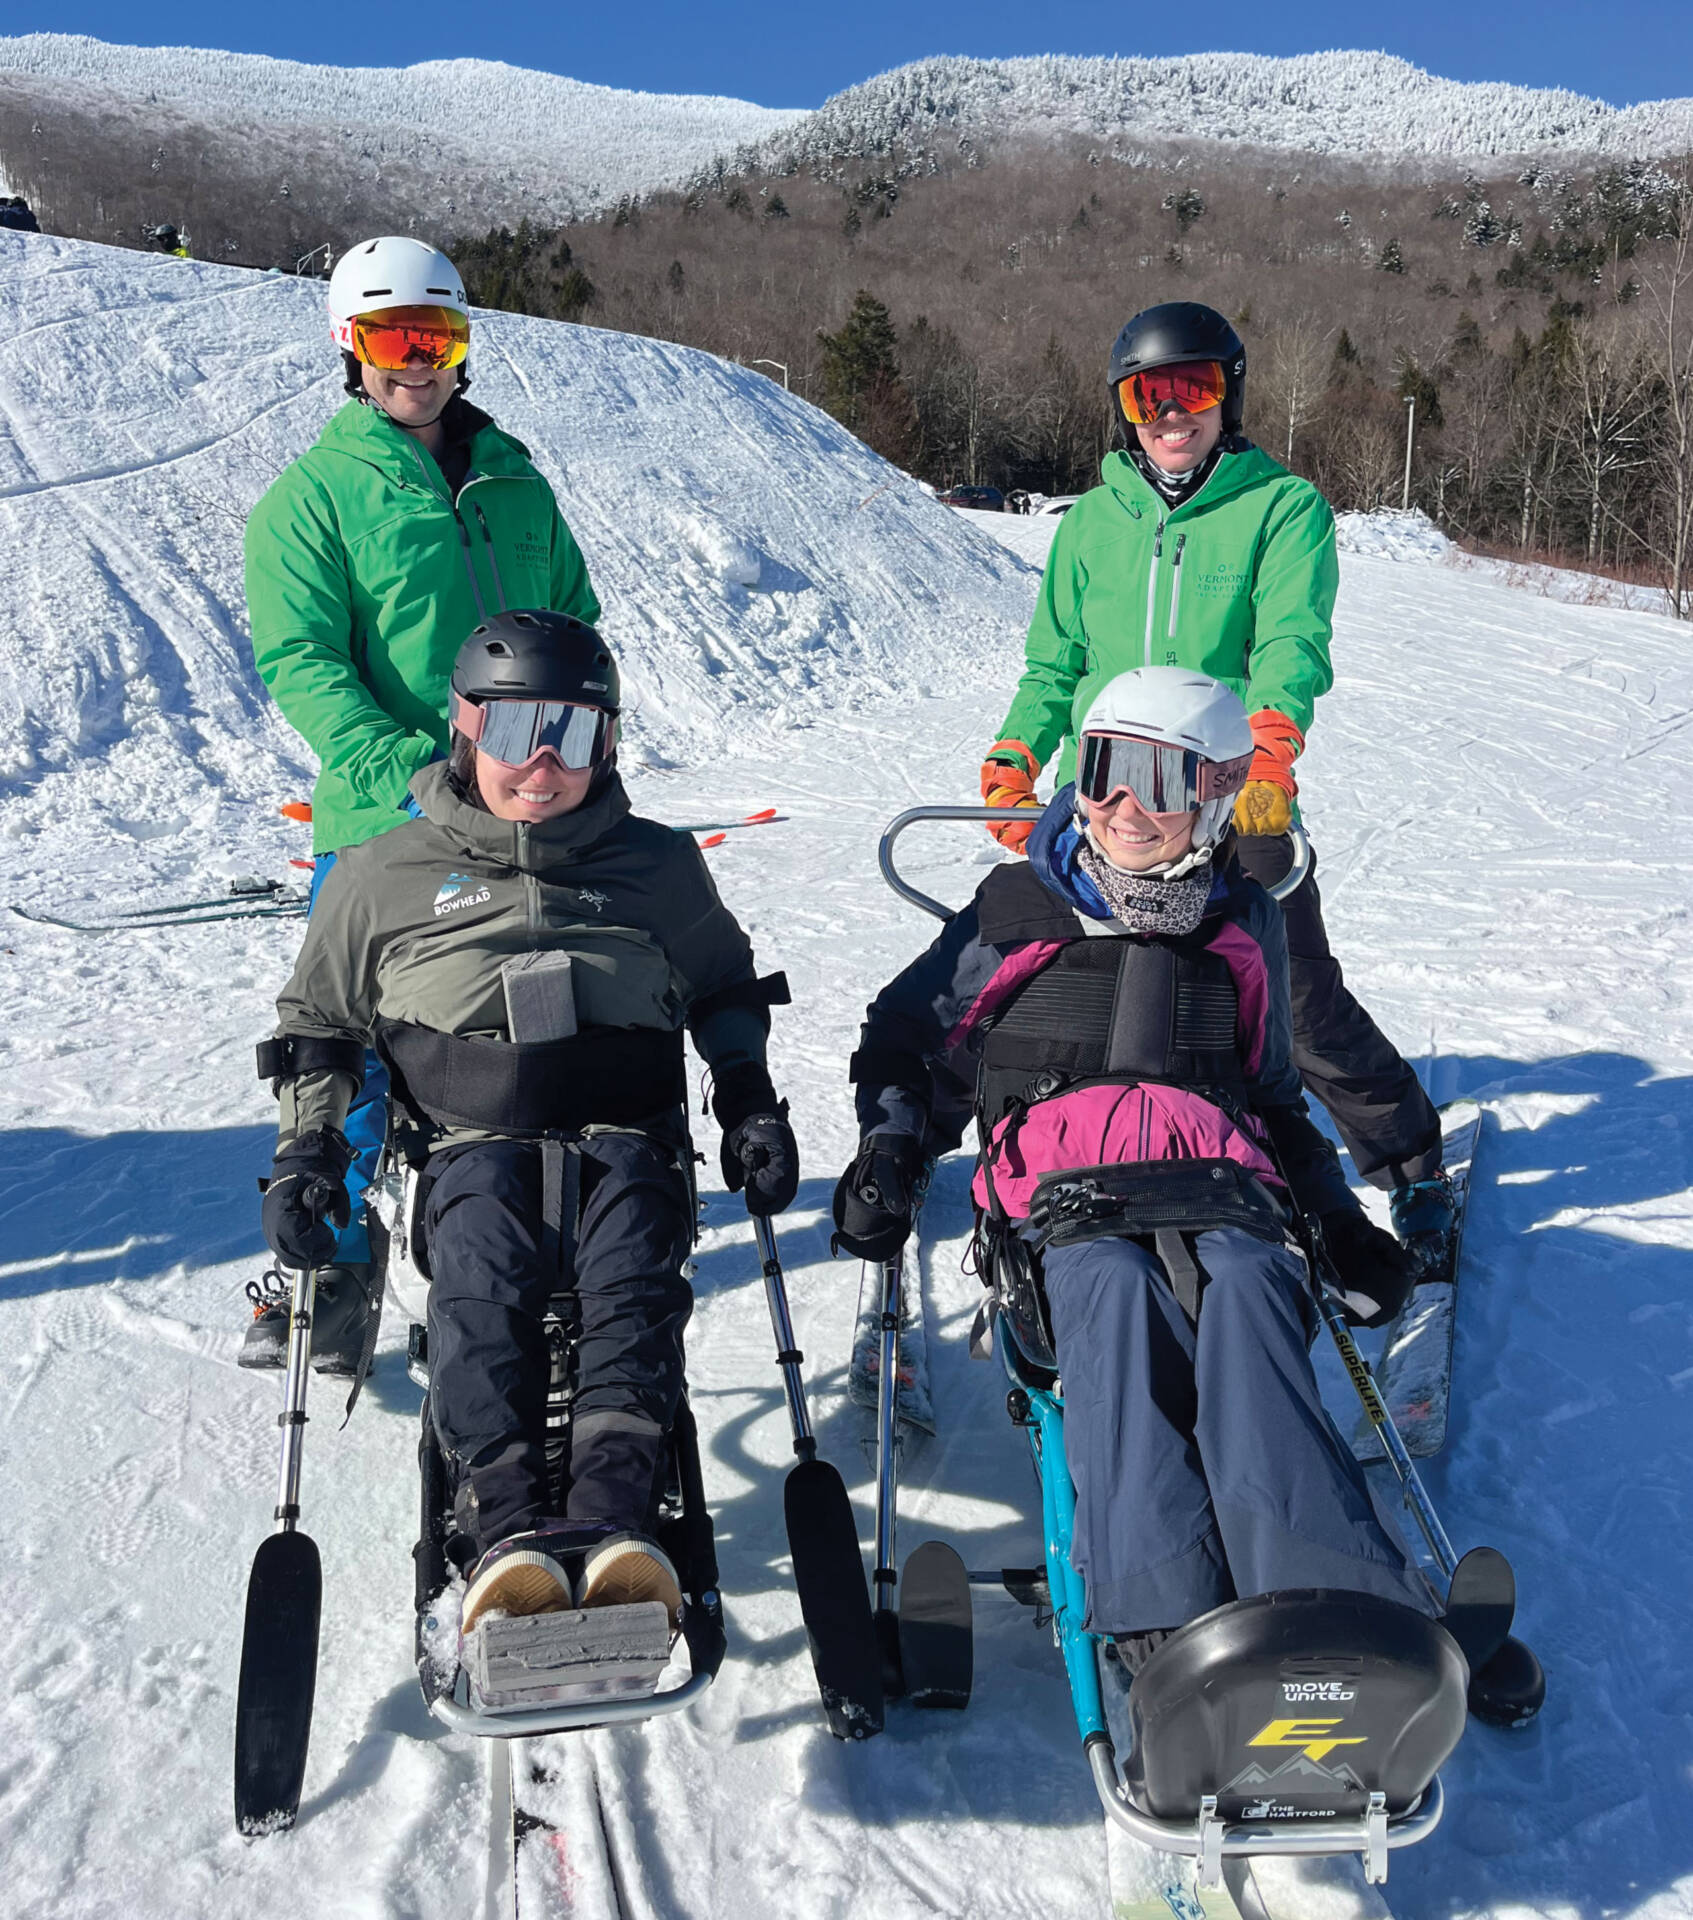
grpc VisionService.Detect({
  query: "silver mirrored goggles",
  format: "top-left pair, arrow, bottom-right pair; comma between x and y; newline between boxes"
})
1077,731 -> 1253,814
451,693 -> 618,770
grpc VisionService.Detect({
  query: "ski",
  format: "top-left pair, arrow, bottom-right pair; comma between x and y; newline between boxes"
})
1353,1102 -> 1484,1464
119,875 -> 299,917
10,900 -> 306,934
500,1737 -> 625,1920
671,807 -> 781,834
785,1458 -> 886,1739
848,1235 -> 935,1437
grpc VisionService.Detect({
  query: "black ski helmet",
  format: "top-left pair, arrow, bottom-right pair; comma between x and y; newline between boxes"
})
1107,302 -> 1247,434
450,610 -> 621,716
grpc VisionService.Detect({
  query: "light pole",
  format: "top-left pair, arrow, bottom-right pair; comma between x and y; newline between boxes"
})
1402,394 -> 1416,511
752,358 -> 789,390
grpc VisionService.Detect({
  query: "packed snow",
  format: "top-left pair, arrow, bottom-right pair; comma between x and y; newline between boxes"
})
0,33 -> 805,220
3,231 -> 1693,1920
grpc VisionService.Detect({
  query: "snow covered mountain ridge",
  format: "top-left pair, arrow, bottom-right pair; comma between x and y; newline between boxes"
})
1,35 -> 1690,234
0,33 -> 806,217
731,51 -> 1693,172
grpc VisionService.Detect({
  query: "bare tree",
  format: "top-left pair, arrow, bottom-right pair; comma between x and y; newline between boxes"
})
1636,159 -> 1693,615
1257,319 -> 1329,464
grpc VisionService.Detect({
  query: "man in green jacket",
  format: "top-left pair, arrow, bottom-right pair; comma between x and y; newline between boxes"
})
241,235 -> 600,1370
981,303 -> 1453,1272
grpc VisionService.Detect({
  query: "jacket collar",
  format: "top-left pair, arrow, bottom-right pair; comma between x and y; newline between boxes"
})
409,760 -> 632,872
1097,440 -> 1278,521
314,396 -> 535,492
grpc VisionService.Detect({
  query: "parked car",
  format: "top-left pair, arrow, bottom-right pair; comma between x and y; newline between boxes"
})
937,485 -> 1006,511
1032,495 -> 1080,517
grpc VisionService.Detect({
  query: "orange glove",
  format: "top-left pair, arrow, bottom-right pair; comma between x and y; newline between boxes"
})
980,740 -> 1041,853
1233,711 -> 1304,838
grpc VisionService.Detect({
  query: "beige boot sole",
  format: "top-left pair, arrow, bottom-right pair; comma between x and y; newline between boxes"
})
578,1536 -> 683,1628
460,1551 -> 573,1637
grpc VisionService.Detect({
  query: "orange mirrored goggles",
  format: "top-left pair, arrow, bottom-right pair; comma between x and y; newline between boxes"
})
1117,359 -> 1227,426
350,305 -> 469,372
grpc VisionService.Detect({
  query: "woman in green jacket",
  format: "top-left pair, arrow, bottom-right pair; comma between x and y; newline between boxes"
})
241,235 -> 600,1371
981,304 -> 1453,1272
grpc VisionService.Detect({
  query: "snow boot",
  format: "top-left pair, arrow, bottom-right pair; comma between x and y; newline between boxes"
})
1390,1173 -> 1458,1283
237,1263 -> 376,1376
578,1532 -> 683,1629
460,1525 -> 600,1638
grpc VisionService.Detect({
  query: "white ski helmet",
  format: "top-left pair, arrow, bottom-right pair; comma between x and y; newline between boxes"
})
1077,666 -> 1254,865
327,236 -> 468,354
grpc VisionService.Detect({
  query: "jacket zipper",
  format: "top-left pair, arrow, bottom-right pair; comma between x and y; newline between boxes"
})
516,825 -> 542,931
1167,534 -> 1187,641
469,497 -> 511,614
1142,517 -> 1166,667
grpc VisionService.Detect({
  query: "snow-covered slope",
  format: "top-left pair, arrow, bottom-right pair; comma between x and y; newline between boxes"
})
4,231 -> 1693,1920
0,33 -> 805,219
726,50 -> 1693,170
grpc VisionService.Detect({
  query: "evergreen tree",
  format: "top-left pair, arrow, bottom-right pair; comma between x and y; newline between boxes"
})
1378,236 -> 1405,274
817,291 -> 916,464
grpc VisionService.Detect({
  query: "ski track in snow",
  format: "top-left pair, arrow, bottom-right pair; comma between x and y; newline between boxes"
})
1,233 -> 1692,1919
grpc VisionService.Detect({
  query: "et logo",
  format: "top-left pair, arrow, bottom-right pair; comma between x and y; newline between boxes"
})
1248,1718 -> 1368,1764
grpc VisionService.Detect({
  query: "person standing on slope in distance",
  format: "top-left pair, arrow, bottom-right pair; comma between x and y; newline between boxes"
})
979,302 -> 1453,1270
241,235 -> 600,1375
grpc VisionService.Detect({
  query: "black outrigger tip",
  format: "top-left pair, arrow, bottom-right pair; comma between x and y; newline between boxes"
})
234,1530 -> 322,1835
785,1457 -> 885,1741
1468,1635 -> 1547,1729
894,1541 -> 973,1710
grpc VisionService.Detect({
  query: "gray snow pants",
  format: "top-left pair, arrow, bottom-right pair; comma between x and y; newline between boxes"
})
1042,1226 -> 1432,1636
1233,832 -> 1443,1190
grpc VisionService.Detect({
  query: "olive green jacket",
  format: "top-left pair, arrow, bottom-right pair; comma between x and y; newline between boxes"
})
274,765 -> 764,1150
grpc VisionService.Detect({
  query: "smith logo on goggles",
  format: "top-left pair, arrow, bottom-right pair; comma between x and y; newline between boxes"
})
351,305 -> 469,372
451,694 -> 618,770
1117,359 -> 1227,426
1078,730 -> 1253,815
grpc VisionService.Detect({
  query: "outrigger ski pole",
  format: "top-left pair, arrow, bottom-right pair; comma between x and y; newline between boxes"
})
869,1250 -> 973,1707
234,1264 -> 324,1834
752,1215 -> 885,1739
1309,1224 -> 1547,1729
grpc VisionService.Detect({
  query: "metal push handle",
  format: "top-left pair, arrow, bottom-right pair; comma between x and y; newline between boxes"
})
877,806 -> 1310,921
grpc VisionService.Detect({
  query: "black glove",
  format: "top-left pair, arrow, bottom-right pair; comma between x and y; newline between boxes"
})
262,1127 -> 353,1269
722,1109 -> 800,1217
1319,1207 -> 1416,1329
832,1134 -> 925,1262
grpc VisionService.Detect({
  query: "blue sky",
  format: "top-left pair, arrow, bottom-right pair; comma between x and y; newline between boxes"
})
12,0 -> 1689,110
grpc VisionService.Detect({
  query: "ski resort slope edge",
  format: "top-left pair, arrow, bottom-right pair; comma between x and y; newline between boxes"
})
0,231 -> 1691,1920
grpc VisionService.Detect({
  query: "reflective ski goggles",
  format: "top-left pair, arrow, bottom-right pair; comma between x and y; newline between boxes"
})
350,305 -> 470,372
451,694 -> 618,770
1077,730 -> 1253,814
1117,359 -> 1227,427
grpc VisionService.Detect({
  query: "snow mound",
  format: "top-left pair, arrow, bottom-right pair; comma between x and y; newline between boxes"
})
0,32 -> 805,216
1334,508 -> 1456,564
726,51 -> 1693,171
0,231 -> 1036,846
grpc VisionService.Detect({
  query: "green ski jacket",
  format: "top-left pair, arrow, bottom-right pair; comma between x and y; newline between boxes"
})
996,446 -> 1338,785
245,399 -> 600,854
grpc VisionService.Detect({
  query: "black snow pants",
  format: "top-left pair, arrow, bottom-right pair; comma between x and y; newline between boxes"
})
1233,832 -> 1443,1189
422,1132 -> 693,1556
1042,1228 -> 1432,1636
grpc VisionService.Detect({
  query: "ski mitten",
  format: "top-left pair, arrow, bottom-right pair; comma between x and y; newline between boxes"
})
714,1063 -> 799,1217
1318,1207 -> 1416,1329
1233,711 -> 1304,838
980,740 -> 1042,853
262,1127 -> 353,1269
832,1133 -> 925,1262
